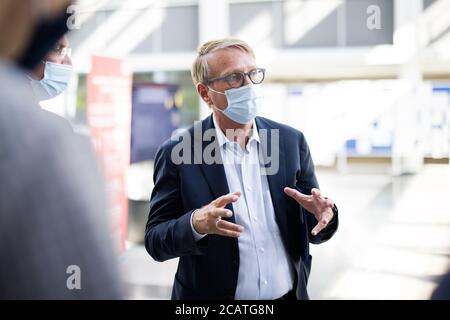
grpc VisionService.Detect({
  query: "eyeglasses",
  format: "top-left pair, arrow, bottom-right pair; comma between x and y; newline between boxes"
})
51,46 -> 72,59
207,68 -> 266,88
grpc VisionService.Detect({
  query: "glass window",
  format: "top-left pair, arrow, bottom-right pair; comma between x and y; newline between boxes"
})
230,1 -> 283,48
133,5 -> 199,53
423,0 -> 437,10
281,0 -> 393,48
345,0 -> 393,46
282,0 -> 341,48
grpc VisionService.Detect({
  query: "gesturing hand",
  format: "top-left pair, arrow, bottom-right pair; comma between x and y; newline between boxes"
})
284,187 -> 334,236
192,192 -> 244,238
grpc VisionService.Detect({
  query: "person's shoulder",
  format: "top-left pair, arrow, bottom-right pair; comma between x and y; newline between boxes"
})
40,109 -> 74,133
255,116 -> 306,141
157,125 -> 195,154
157,116 -> 208,154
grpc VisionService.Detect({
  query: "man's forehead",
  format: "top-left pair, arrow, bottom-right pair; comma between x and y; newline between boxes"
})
207,48 -> 255,76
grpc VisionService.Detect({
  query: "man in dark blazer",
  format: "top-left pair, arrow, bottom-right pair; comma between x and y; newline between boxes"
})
145,38 -> 338,300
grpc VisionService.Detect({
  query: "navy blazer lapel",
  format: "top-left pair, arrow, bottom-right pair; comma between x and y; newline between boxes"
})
255,117 -> 289,237
194,115 -> 235,222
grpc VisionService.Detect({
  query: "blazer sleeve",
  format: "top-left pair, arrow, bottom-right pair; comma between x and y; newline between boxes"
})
144,144 -> 206,262
295,132 -> 339,244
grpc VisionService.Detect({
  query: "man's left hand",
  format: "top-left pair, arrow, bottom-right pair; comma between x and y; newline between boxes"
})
284,187 -> 334,236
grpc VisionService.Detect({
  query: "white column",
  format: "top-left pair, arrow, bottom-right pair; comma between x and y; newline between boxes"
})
198,0 -> 229,43
197,0 -> 230,120
392,0 -> 424,175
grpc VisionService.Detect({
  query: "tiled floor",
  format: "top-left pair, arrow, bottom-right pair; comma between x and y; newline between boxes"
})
121,164 -> 450,300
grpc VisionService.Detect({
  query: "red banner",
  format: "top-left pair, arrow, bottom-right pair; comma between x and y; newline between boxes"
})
87,56 -> 132,252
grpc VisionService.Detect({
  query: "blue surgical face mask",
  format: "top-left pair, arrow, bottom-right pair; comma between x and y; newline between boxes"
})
29,61 -> 73,101
209,84 -> 263,124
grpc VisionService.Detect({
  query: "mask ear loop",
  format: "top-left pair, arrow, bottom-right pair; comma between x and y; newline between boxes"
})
26,61 -> 47,81
208,86 -> 226,96
207,86 -> 228,113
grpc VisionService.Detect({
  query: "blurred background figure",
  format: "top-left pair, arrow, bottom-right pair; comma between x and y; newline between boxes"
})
431,269 -> 450,299
26,34 -> 74,130
28,35 -> 73,102
0,0 -> 122,299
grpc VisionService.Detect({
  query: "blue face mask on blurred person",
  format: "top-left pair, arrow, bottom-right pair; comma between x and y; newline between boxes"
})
30,61 -> 73,101
209,84 -> 263,124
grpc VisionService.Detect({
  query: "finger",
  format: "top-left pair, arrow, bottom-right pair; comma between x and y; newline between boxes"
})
310,189 -> 332,209
215,228 -> 241,238
216,220 -> 244,233
324,207 -> 334,220
214,192 -> 241,208
325,198 -> 334,209
210,208 -> 233,219
311,217 -> 330,236
311,188 -> 322,198
284,187 -> 309,204
313,196 -> 333,211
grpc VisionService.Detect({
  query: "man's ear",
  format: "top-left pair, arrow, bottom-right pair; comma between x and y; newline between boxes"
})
31,62 -> 45,80
197,83 -> 211,105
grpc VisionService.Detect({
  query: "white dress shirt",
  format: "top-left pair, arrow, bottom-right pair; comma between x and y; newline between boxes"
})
190,115 -> 295,300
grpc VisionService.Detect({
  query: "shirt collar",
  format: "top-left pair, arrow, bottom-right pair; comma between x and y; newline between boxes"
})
212,113 -> 260,148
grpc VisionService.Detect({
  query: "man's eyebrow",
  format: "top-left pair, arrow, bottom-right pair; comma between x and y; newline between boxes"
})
219,66 -> 258,77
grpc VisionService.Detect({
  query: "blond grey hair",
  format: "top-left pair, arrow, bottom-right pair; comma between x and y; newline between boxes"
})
191,38 -> 255,85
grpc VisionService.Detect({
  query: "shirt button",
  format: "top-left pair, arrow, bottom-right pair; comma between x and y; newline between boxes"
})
263,280 -> 268,285
260,248 -> 265,253
253,216 -> 258,221
246,186 -> 252,191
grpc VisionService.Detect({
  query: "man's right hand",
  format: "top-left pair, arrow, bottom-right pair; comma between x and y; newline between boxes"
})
192,192 -> 244,237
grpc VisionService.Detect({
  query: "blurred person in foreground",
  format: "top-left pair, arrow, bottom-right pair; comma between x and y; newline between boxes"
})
0,0 -> 122,299
145,38 -> 339,300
